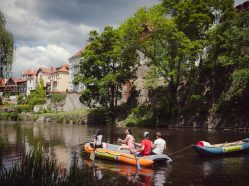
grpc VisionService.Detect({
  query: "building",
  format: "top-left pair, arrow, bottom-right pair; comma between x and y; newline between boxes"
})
51,64 -> 69,92
36,67 -> 55,88
4,77 -> 18,93
16,79 -> 27,95
21,70 -> 37,95
68,48 -> 84,92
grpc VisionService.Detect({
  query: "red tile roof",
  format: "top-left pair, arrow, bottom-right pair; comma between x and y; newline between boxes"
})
52,64 -> 69,74
37,67 -> 54,74
22,69 -> 36,75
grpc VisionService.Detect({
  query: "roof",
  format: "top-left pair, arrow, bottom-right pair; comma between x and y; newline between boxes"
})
37,67 -> 55,75
69,48 -> 85,59
22,69 -> 36,75
0,78 -> 7,86
16,79 -> 27,83
52,64 -> 69,74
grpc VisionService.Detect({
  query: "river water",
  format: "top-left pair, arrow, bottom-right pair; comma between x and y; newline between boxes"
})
0,121 -> 249,186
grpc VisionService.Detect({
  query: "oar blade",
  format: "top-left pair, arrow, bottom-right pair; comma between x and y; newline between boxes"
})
90,152 -> 95,161
136,160 -> 141,170
134,152 -> 141,170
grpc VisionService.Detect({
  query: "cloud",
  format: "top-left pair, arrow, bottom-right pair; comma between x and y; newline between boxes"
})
0,0 -> 97,49
15,0 -> 160,28
0,0 -> 245,78
13,45 -> 71,77
0,0 -> 160,78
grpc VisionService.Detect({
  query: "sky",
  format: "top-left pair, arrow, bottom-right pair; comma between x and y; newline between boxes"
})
0,0 -> 246,77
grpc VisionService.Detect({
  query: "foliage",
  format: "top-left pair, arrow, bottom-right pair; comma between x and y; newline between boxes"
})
76,0 -> 248,128
0,11 -> 14,78
0,112 -> 19,121
120,5 -> 198,118
27,78 -> 46,110
126,105 -> 155,127
0,97 -> 2,105
17,95 -> 27,105
0,146 -> 93,186
77,26 -> 138,120
50,93 -> 66,103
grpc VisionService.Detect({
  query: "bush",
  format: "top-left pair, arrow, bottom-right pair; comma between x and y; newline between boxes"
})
50,93 -> 66,103
0,97 -> 2,105
17,95 -> 27,105
125,105 -> 155,127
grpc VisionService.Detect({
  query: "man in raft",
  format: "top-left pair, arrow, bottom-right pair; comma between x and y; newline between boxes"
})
134,131 -> 153,156
151,132 -> 166,155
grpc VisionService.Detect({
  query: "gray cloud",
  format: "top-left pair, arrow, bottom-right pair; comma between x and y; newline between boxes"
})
19,0 -> 160,28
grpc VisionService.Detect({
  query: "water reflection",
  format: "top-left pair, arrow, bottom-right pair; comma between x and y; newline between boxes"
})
84,159 -> 169,186
1,122 -> 249,185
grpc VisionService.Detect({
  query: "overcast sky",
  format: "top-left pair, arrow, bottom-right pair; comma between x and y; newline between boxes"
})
0,0 -> 246,77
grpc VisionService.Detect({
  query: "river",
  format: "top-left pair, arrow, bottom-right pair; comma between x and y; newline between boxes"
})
0,121 -> 249,186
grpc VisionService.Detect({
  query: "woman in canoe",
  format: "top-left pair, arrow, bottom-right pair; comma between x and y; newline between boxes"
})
117,128 -> 135,153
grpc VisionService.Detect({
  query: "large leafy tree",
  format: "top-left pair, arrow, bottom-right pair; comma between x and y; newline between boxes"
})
77,26 -> 138,120
120,5 -> 197,117
0,12 -> 14,78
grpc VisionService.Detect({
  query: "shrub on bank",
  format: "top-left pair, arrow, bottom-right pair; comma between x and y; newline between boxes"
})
125,105 -> 155,127
50,93 -> 66,103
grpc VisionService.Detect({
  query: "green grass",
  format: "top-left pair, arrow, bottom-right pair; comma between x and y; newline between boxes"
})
0,145 -> 93,186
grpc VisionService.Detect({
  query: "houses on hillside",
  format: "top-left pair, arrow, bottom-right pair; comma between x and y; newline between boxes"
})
0,46 -> 91,96
0,64 -> 69,96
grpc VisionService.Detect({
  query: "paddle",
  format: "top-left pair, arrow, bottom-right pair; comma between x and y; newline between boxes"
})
90,141 -> 96,161
133,147 -> 141,170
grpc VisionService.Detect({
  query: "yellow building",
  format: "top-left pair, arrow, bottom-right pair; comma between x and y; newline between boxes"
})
51,64 -> 69,92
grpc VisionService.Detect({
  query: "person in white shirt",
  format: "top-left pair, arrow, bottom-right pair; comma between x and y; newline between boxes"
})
151,132 -> 166,155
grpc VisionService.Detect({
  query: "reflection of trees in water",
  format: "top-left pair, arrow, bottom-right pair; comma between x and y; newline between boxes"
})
201,156 -> 249,185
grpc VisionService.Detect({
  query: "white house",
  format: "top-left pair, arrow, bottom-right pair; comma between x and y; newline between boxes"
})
21,70 -> 36,95
68,48 -> 84,92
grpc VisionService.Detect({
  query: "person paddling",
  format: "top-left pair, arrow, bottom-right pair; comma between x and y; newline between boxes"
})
90,129 -> 103,148
117,128 -> 135,153
134,131 -> 153,156
151,132 -> 166,155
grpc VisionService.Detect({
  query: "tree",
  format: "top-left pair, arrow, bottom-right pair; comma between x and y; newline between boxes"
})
206,9 -> 249,113
120,5 -> 197,117
27,78 -> 46,110
0,12 -> 14,78
77,26 -> 138,120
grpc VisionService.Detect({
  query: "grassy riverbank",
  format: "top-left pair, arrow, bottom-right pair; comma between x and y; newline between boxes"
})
0,109 -> 88,124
